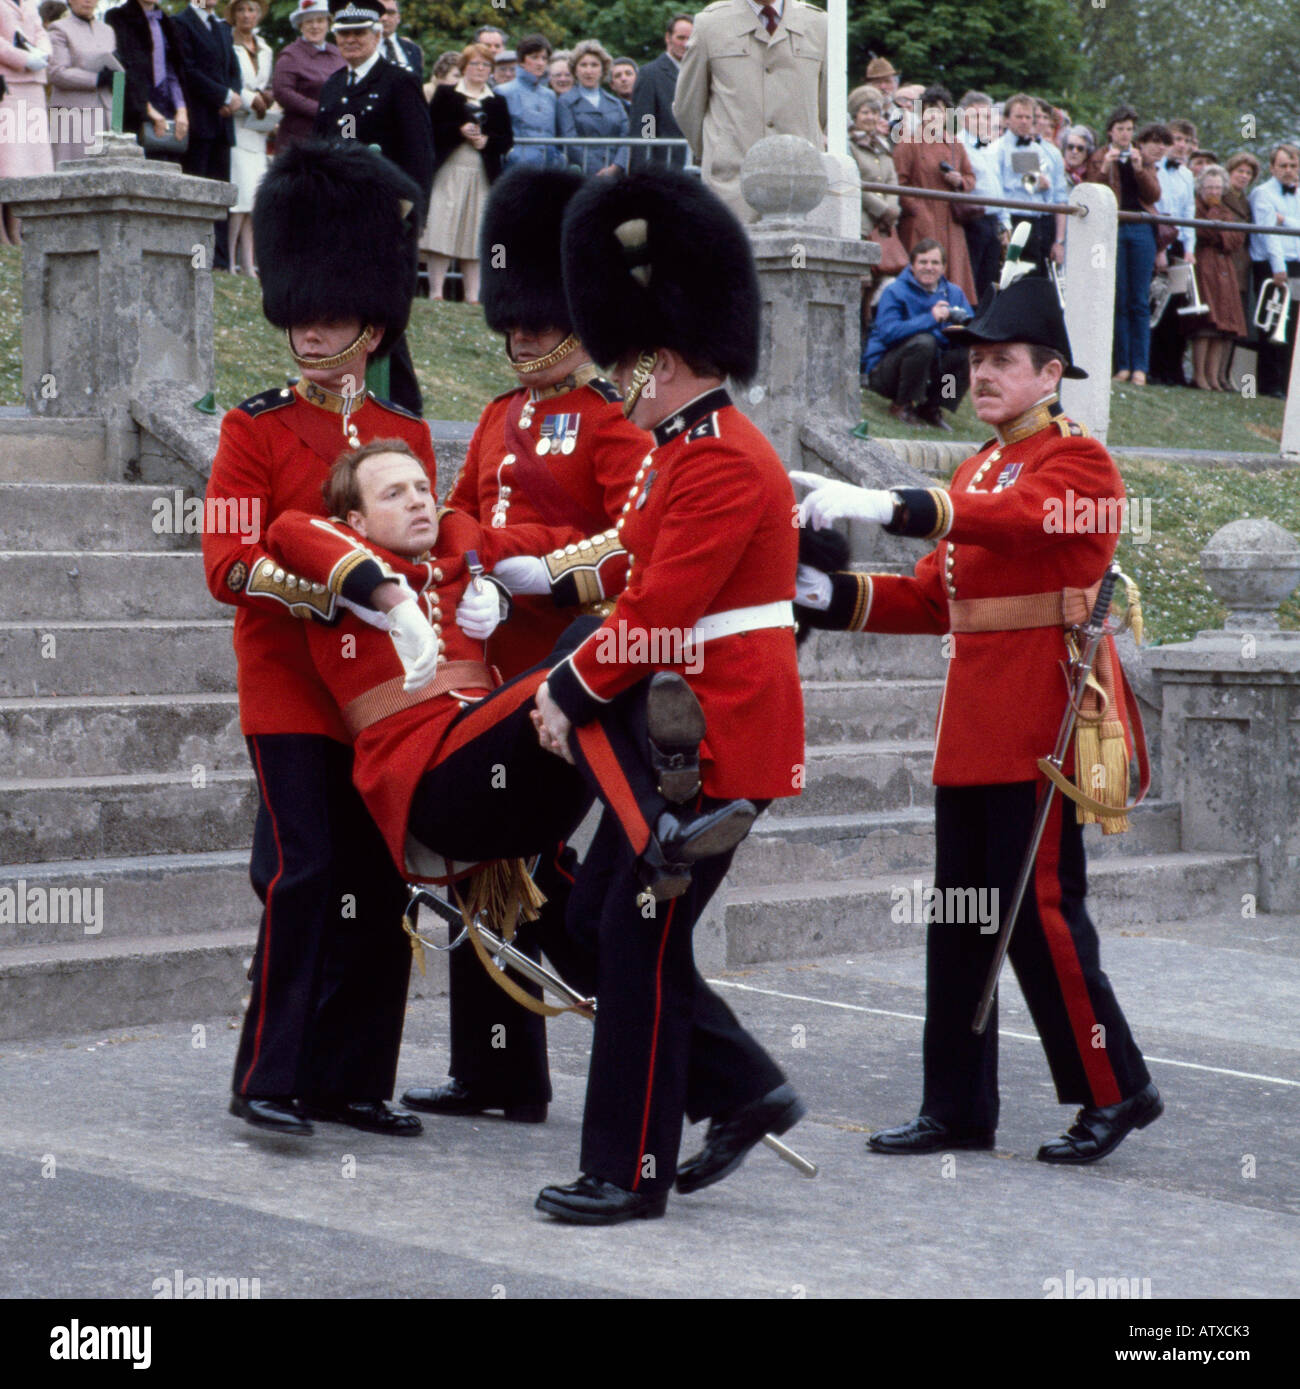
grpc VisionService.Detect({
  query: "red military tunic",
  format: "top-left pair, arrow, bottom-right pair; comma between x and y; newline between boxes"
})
202,384 -> 439,739
821,401 -> 1132,785
448,362 -> 650,675
547,387 -> 805,802
263,507 -> 560,877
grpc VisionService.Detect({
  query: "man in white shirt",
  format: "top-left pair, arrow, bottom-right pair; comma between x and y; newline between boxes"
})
1249,143 -> 1300,398
378,1 -> 421,77
1149,118 -> 1197,385
957,90 -> 1003,301
994,92 -> 1067,281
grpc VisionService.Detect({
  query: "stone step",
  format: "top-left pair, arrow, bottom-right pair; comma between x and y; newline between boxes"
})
802,678 -> 943,744
0,927 -> 256,1041
0,481 -> 200,553
734,798 -> 1183,888
0,850 -> 256,948
0,620 -> 235,697
798,626 -> 949,681
0,769 -> 256,864
0,693 -> 244,779
719,851 -> 1258,966
0,417 -> 108,483
782,740 -> 935,817
0,551 -> 214,621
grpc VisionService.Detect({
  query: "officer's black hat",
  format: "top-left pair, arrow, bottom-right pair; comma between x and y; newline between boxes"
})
329,0 -> 381,29
944,275 -> 1087,378
252,139 -> 421,359
559,166 -> 761,382
479,165 -> 586,335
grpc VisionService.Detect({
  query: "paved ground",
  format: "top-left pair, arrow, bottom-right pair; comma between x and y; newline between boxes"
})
2,916 -> 1297,1304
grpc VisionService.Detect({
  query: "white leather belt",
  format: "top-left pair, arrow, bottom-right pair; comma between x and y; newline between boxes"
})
691,600 -> 795,645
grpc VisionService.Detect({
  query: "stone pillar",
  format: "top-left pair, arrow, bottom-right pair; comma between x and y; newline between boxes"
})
1145,519 -> 1300,912
1059,179 -> 1117,442
0,131 -> 233,476
739,135 -> 878,465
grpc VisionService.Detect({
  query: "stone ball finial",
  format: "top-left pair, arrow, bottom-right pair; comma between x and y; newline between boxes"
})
740,135 -> 828,222
1200,518 -> 1300,630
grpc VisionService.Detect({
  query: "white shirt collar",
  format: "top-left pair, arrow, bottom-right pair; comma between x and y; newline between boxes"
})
746,0 -> 784,21
349,47 -> 383,83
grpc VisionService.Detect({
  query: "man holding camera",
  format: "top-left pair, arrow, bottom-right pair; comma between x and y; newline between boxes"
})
862,239 -> 972,429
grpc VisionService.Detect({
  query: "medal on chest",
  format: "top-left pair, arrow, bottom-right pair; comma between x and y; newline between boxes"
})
537,413 -> 579,456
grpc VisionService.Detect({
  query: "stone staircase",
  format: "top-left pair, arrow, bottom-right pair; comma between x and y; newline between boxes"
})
0,448 -> 1263,1039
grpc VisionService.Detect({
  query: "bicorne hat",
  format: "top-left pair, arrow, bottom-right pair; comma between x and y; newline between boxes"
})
943,275 -> 1088,379
252,139 -> 421,359
479,165 -> 587,335
559,166 -> 761,382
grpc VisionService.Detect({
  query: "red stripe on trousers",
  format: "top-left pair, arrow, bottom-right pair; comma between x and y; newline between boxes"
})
240,736 -> 286,1094
631,895 -> 677,1192
1033,796 -> 1123,1106
574,721 -> 651,853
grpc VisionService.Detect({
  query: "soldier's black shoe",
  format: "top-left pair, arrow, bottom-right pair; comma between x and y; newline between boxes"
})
1036,1082 -> 1163,1164
229,1094 -> 313,1137
676,1082 -> 805,1194
298,1098 -> 423,1136
400,1078 -> 547,1123
535,1174 -> 668,1225
866,1114 -> 994,1154
638,800 -> 759,901
646,671 -> 706,802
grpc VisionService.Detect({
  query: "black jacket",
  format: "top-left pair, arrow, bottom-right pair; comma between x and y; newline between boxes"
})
315,57 -> 435,204
429,85 -> 511,184
172,6 -> 240,145
105,0 -> 191,136
628,51 -> 686,169
379,33 -> 423,79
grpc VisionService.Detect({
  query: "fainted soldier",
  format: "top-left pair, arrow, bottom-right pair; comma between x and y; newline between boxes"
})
203,139 -> 433,1139
792,275 -> 1162,1165
400,164 -> 653,1128
528,165 -> 808,1224
260,441 -> 758,937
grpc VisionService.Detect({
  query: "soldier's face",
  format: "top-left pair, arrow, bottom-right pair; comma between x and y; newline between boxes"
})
507,325 -> 576,386
969,343 -> 1062,425
290,318 -> 371,390
349,454 -> 438,555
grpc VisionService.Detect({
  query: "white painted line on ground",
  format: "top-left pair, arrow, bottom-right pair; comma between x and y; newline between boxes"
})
709,978 -> 1300,1089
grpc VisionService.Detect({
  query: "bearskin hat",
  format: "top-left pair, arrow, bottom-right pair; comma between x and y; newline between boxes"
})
253,139 -> 422,359
560,167 -> 761,382
479,165 -> 587,335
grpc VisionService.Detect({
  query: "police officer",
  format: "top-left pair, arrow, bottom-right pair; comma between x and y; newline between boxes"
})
530,166 -> 808,1224
793,276 -> 1162,1165
204,139 -> 433,1138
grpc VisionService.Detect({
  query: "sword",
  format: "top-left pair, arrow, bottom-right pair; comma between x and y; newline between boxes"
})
406,885 -> 817,1178
971,563 -> 1120,1035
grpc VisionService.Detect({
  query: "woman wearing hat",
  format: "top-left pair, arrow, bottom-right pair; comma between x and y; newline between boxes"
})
271,0 -> 343,151
227,0 -> 274,274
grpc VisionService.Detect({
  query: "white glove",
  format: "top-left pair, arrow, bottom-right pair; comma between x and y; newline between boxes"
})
456,578 -> 502,641
796,564 -> 833,610
387,599 -> 441,691
24,51 -> 49,71
789,470 -> 896,531
491,555 -> 551,595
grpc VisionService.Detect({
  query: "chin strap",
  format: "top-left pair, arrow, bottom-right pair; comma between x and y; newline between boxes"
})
286,323 -> 375,371
622,349 -> 658,417
509,332 -> 580,376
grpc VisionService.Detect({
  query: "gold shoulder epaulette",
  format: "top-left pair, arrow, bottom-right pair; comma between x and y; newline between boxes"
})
1055,417 -> 1089,438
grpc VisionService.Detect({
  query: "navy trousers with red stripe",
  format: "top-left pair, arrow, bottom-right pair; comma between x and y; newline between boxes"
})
571,806 -> 786,1196
922,782 -> 1151,1134
233,734 -> 412,1101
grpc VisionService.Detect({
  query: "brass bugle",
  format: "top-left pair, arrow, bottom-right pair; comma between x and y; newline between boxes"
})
1254,278 -> 1291,345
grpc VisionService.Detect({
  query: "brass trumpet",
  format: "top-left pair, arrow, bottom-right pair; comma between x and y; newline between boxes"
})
1255,279 -> 1291,345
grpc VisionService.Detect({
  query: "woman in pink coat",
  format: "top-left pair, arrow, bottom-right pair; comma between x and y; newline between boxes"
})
0,0 -> 55,242
47,0 -> 119,164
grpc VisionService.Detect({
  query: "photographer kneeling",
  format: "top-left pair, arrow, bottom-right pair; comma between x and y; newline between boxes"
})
862,239 -> 972,429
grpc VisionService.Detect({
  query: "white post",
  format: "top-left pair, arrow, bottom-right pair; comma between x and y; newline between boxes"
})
826,0 -> 847,161
1059,180 -> 1117,443
1280,327 -> 1300,459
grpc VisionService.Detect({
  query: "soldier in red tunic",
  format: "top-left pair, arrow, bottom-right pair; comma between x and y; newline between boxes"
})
528,167 -> 809,1224
401,166 -> 655,1128
202,140 -> 434,1138
793,277 -> 1162,1165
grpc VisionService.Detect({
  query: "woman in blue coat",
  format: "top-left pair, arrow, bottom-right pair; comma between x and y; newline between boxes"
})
557,39 -> 628,176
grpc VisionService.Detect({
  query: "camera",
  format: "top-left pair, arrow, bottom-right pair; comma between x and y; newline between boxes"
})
946,306 -> 972,325
938,160 -> 954,174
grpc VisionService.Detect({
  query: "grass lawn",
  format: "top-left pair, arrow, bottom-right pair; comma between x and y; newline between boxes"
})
1,245 -> 1295,641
